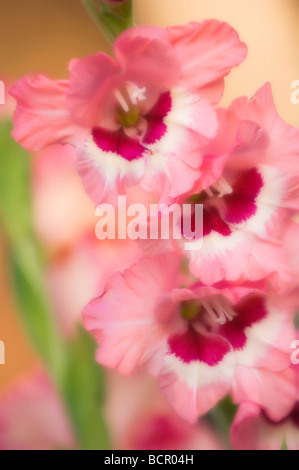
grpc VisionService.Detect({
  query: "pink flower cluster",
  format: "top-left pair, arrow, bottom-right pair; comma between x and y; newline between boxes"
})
10,20 -> 299,447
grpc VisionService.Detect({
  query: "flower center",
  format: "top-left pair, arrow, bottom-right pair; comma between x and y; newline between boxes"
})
181,296 -> 236,326
114,82 -> 147,128
200,296 -> 236,325
204,177 -> 233,199
117,106 -> 140,127
186,177 -> 233,208
181,300 -> 200,321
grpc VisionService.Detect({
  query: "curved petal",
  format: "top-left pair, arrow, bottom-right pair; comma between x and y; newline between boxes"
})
67,52 -> 121,128
230,402 -> 265,450
166,20 -> 247,103
115,25 -> 166,42
10,75 -> 85,151
231,401 -> 299,450
187,230 -> 293,292
114,32 -> 181,98
220,293 -> 296,371
0,369 -> 74,450
145,88 -> 218,154
141,150 -> 203,203
222,168 -> 263,225
77,129 -> 149,205
140,88 -> 218,201
159,342 -> 235,423
82,253 -> 181,375
231,366 -> 297,422
229,83 -> 299,176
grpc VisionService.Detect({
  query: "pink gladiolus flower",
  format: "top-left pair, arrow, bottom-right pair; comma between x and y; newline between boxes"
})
165,84 -> 299,290
0,369 -> 75,450
10,21 -> 246,205
83,253 -> 297,423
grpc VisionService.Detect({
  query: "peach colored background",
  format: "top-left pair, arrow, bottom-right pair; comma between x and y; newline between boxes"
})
1,0 -> 299,388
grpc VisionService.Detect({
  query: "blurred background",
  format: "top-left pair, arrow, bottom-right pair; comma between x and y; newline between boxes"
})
0,0 -> 299,450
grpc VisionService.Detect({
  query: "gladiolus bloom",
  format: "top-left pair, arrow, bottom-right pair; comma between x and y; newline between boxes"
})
10,21 -> 246,205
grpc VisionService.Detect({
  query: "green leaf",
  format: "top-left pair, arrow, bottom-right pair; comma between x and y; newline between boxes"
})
64,326 -> 110,450
10,239 -> 66,383
0,120 -> 109,449
0,120 -> 31,244
0,120 -> 65,382
82,0 -> 134,42
281,434 -> 288,450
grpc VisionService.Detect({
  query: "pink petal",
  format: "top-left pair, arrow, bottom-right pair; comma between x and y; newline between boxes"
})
149,88 -> 218,155
140,150 -> 202,203
67,52 -> 121,128
141,88 -> 218,201
230,83 -> 299,175
219,294 -> 267,351
230,402 -> 264,450
159,349 -> 235,423
222,168 -> 263,225
0,369 -> 74,450
166,20 -> 247,103
142,92 -> 172,146
92,127 -> 147,161
223,292 -> 296,371
231,401 -> 299,450
82,253 -> 181,375
232,366 -> 297,422
10,75 -> 85,151
168,327 -> 231,366
188,225 -> 294,292
114,32 -> 181,98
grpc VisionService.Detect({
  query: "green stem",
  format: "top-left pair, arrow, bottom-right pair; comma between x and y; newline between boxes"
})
9,237 -> 66,386
208,395 -> 237,448
82,0 -> 134,43
281,434 -> 288,450
0,121 -> 109,449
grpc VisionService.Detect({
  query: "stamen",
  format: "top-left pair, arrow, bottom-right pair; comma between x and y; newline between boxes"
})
201,297 -> 237,325
218,177 -> 233,195
201,299 -> 222,324
126,82 -> 147,105
205,177 -> 233,199
114,90 -> 130,112
205,188 -> 215,198
114,83 -> 146,128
